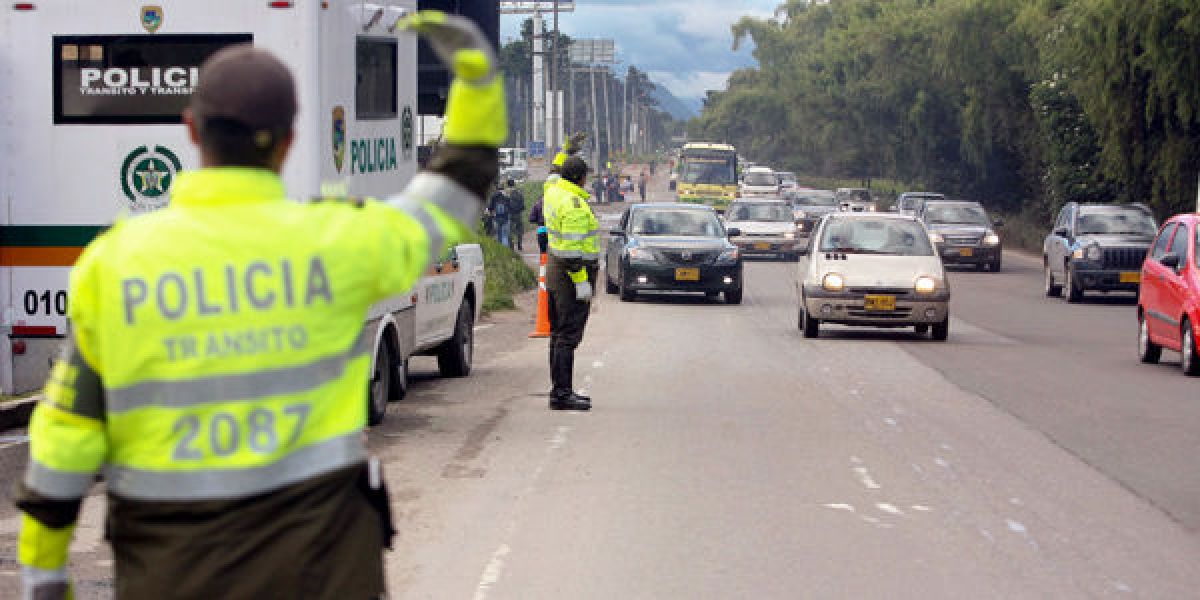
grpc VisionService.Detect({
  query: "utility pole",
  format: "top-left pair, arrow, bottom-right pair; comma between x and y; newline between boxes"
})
589,67 -> 600,168
550,0 -> 560,152
602,68 -> 611,165
500,2 -> 576,157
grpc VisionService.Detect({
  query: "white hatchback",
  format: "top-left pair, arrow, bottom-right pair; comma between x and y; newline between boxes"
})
796,213 -> 950,340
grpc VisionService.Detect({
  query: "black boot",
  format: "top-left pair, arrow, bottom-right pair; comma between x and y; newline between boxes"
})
550,392 -> 591,411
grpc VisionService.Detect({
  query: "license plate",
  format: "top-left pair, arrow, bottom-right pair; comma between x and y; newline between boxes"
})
1120,271 -> 1141,284
754,242 -> 772,250
675,267 -> 700,281
864,295 -> 896,311
959,248 -> 973,257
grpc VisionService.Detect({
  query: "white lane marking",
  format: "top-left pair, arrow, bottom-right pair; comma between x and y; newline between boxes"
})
474,324 -> 494,331
911,505 -> 932,512
473,425 -> 572,600
934,457 -> 950,468
883,417 -> 898,427
853,466 -> 881,490
1006,519 -> 1028,535
823,503 -> 856,512
850,456 -> 863,464
861,515 -> 880,524
1009,497 -> 1022,505
592,360 -> 604,368
876,502 -> 903,515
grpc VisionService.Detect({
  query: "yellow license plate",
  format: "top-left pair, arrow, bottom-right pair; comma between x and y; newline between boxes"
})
754,242 -> 772,250
675,268 -> 700,281
864,295 -> 897,311
959,248 -> 973,257
1120,272 -> 1141,283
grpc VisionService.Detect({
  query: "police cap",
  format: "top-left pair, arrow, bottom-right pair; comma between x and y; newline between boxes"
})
190,45 -> 297,145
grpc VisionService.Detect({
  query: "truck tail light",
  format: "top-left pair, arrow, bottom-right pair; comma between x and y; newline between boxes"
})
268,1 -> 293,7
13,3 -> 36,10
12,340 -> 26,355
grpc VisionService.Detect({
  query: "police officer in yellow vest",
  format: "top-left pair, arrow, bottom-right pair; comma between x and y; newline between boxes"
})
544,156 -> 600,410
15,12 -> 503,600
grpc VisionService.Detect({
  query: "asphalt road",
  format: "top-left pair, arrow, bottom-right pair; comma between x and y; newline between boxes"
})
3,177 -> 1200,598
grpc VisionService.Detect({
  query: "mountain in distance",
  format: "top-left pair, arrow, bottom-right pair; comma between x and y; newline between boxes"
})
650,84 -> 699,121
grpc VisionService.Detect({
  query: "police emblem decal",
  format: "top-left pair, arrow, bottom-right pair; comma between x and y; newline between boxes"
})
140,5 -> 164,33
332,106 -> 346,173
401,105 -> 414,161
120,145 -> 181,212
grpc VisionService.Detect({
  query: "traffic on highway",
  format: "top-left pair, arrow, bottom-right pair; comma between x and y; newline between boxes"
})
4,1 -> 1200,599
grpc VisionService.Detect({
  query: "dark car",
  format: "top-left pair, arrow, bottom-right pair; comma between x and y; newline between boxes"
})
604,203 -> 744,303
1044,202 -> 1158,302
919,200 -> 1004,271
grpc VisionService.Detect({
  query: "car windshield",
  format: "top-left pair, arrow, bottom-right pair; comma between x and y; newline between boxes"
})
925,204 -> 989,226
777,172 -> 797,183
681,156 -> 737,185
794,195 -> 837,207
1077,210 -> 1157,235
837,189 -> 871,203
631,209 -> 724,237
744,172 -> 777,186
819,218 -> 935,256
729,203 -> 793,222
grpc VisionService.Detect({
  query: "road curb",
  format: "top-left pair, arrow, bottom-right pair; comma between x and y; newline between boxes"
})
0,396 -> 39,432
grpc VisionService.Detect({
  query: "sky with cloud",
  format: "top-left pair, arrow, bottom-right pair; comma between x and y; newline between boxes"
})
501,0 -> 779,102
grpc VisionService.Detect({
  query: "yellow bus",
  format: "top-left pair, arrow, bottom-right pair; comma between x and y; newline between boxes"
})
676,142 -> 739,211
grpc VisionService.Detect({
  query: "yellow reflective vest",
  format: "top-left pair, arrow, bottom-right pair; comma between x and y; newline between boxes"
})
19,167 -> 476,570
544,178 -> 599,283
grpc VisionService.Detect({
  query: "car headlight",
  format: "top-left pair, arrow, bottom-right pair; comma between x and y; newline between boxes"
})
716,247 -> 740,263
983,232 -> 1000,246
1086,244 -> 1102,261
867,205 -> 876,212
822,272 -> 845,292
784,232 -> 796,240
915,275 -> 937,294
929,232 -> 944,244
628,248 -> 656,263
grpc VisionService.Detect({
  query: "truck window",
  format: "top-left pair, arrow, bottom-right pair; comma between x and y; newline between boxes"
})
54,34 -> 252,125
356,38 -> 398,120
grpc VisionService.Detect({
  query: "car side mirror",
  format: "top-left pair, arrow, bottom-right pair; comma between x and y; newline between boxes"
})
726,227 -> 741,237
1053,226 -> 1069,237
993,218 -> 1005,228
1161,252 -> 1181,269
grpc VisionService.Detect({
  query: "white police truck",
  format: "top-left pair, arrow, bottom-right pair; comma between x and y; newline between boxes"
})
0,0 -> 485,425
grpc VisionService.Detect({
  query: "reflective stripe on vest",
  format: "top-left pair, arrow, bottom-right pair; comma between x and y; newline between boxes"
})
25,460 -> 95,500
107,330 -> 370,413
105,431 -> 365,501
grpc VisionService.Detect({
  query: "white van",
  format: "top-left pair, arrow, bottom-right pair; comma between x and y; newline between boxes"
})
0,1 -> 484,425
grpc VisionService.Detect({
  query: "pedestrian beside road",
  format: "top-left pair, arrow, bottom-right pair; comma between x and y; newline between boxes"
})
592,175 -> 606,204
13,11 -> 505,600
607,174 -> 622,203
488,183 -> 511,248
529,193 -> 548,254
638,170 -> 648,202
544,156 -> 598,411
506,179 -> 525,251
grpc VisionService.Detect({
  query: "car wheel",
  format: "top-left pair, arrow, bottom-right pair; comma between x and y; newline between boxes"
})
1137,312 -> 1161,364
1182,320 -> 1200,376
915,324 -> 929,335
605,266 -> 619,294
931,317 -> 949,341
801,302 -> 820,339
725,286 -> 743,304
437,300 -> 474,377
1064,264 -> 1084,303
618,274 -> 636,302
1044,260 -> 1062,297
990,257 -> 1002,272
367,337 -> 394,426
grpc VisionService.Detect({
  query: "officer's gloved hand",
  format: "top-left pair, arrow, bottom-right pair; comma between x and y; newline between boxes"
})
565,132 -> 587,156
396,10 -> 506,200
23,566 -> 72,600
575,281 -> 594,303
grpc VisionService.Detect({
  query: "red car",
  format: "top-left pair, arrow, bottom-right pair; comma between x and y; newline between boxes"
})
1138,213 -> 1200,375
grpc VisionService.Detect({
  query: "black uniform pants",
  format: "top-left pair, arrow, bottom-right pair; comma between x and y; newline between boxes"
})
546,260 -> 597,399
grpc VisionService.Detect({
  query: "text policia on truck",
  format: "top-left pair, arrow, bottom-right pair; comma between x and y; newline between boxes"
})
0,1 -> 484,426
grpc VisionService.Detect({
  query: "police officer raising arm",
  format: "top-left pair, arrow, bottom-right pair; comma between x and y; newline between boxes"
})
15,11 -> 503,600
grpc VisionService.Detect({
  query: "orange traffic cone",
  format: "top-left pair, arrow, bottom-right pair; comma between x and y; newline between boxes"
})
529,253 -> 552,338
